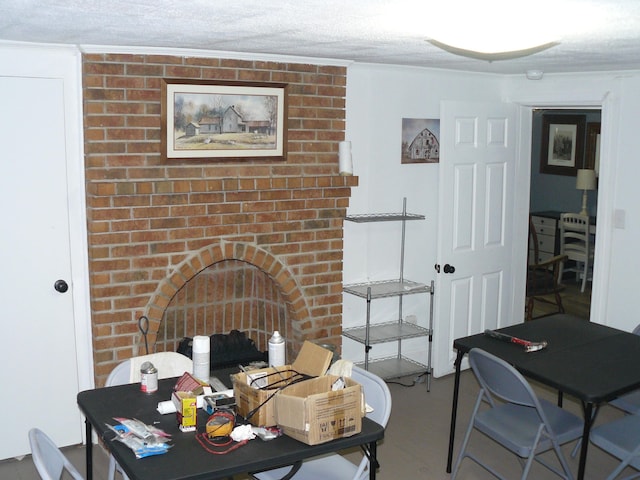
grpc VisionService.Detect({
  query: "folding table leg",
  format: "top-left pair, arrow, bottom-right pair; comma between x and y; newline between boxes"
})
577,402 -> 595,480
85,418 -> 93,480
369,440 -> 378,480
447,351 -> 465,473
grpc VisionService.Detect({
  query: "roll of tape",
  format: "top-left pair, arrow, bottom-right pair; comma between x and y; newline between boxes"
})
157,400 -> 176,414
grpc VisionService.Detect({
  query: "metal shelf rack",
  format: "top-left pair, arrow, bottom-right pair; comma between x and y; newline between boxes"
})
343,198 -> 434,390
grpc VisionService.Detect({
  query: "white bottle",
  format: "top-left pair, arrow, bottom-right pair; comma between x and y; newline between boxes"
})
192,335 -> 210,382
268,331 -> 286,367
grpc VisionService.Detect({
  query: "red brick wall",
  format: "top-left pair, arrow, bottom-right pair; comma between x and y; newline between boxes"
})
82,53 -> 356,385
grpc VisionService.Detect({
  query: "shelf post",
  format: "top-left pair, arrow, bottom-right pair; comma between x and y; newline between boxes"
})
397,197 -> 407,360
365,286 -> 372,370
427,280 -> 434,391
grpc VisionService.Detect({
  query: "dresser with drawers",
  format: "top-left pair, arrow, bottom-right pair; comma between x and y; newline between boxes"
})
530,211 -> 560,263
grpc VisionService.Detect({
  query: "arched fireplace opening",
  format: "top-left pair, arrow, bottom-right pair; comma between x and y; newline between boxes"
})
156,259 -> 288,357
142,241 -> 309,363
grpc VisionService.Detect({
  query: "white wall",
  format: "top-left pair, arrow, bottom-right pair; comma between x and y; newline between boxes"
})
343,63 -> 640,370
342,64 -> 504,365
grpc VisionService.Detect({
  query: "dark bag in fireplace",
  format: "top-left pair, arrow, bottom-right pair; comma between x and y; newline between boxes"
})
177,330 -> 267,369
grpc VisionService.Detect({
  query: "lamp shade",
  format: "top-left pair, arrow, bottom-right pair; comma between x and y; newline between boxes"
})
576,169 -> 596,191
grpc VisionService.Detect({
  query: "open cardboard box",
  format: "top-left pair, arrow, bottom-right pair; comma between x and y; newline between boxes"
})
232,341 -> 333,426
275,374 -> 363,445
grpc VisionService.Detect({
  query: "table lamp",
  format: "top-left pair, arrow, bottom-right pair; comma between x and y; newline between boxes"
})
576,168 -> 596,216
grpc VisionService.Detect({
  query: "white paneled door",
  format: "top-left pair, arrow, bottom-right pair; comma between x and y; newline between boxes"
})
434,101 -> 518,377
0,47 -> 90,459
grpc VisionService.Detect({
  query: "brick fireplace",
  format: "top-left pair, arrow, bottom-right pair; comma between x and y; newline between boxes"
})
83,53 -> 356,385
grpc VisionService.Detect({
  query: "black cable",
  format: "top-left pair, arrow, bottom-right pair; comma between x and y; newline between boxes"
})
244,370 -> 309,421
385,371 -> 428,388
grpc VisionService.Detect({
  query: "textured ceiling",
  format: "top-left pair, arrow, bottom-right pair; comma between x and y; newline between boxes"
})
2,0 -> 640,75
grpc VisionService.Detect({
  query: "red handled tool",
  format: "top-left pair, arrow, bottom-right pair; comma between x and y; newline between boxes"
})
483,329 -> 548,352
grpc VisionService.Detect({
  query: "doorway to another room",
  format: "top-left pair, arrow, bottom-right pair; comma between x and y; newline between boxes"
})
528,108 -> 600,321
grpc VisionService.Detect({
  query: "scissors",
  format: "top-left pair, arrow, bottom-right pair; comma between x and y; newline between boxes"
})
138,315 -> 149,354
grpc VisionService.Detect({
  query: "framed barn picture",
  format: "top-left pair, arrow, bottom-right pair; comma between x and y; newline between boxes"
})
161,79 -> 288,161
401,118 -> 440,164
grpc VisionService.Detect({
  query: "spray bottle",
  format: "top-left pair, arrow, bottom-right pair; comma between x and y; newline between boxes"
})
268,330 -> 285,367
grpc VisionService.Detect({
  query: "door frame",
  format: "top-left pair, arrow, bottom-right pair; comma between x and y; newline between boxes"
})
61,46 -> 96,398
0,42 -> 94,412
512,94 -> 617,326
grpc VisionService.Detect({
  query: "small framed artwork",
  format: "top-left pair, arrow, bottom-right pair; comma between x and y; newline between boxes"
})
161,79 -> 288,161
401,118 -> 440,164
585,122 -> 601,175
540,114 -> 586,176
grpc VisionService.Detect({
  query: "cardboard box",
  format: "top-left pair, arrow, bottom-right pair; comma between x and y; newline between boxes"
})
232,341 -> 332,426
172,391 -> 197,432
275,374 -> 363,445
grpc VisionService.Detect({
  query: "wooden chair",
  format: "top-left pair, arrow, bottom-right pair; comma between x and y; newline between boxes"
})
559,213 -> 594,293
526,216 -> 567,321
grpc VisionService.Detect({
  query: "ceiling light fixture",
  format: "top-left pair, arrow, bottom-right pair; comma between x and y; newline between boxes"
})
427,39 -> 559,62
424,1 -> 561,61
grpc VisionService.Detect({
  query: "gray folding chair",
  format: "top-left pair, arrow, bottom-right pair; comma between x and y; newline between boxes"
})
610,392 -> 640,415
452,348 -> 583,480
250,366 -> 392,480
28,428 -> 84,480
590,414 -> 640,480
106,352 -> 194,480
105,360 -> 132,480
572,323 -> 640,458
610,324 -> 640,414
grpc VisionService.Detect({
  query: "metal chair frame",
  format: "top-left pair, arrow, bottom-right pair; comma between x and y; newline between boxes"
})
28,428 -> 84,480
452,348 -> 583,480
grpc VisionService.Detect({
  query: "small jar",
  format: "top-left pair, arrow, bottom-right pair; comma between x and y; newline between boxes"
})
140,361 -> 158,393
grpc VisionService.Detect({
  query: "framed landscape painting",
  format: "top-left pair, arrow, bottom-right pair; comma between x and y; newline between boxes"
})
161,79 -> 287,161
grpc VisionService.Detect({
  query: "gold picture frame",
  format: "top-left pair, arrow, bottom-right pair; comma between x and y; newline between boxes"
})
161,79 -> 288,161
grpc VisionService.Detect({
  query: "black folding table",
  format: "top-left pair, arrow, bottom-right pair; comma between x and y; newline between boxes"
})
78,377 -> 384,480
446,314 -> 640,480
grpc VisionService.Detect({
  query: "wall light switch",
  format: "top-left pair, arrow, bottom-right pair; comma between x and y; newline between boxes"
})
614,209 -> 626,229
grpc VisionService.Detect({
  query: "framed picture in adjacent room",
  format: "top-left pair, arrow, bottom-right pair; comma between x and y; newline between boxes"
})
585,122 -> 601,174
161,79 -> 288,161
540,114 -> 586,176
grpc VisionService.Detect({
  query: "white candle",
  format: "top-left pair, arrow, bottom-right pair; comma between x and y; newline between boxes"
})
338,141 -> 353,176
